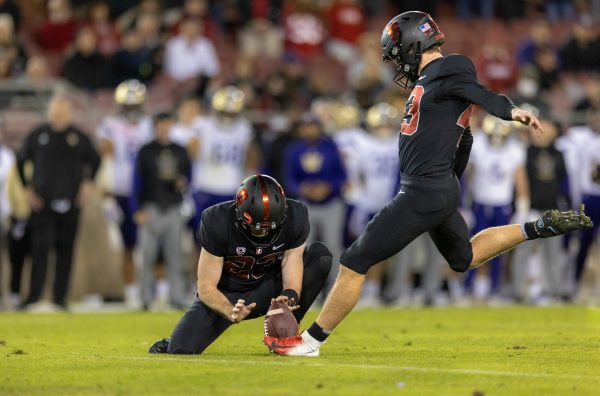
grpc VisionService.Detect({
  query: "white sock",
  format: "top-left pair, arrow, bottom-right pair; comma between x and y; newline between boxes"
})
302,330 -> 324,346
448,277 -> 464,300
473,276 -> 491,300
125,284 -> 140,300
10,293 -> 21,306
157,279 -> 170,302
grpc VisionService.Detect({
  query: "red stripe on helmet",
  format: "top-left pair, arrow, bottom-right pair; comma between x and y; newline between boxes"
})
258,175 -> 270,222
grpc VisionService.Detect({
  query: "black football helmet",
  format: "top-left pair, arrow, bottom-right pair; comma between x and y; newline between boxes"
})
235,174 -> 287,247
381,11 -> 445,89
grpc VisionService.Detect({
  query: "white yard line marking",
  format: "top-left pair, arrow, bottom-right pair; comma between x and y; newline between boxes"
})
109,356 -> 600,381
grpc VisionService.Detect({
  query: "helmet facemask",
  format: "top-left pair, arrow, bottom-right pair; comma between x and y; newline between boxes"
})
237,213 -> 288,249
383,29 -> 422,90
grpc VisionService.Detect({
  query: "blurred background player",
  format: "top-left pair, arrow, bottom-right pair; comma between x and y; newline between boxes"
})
512,119 -> 571,303
133,112 -> 191,310
96,79 -> 152,309
285,112 -> 347,294
170,96 -> 202,161
347,102 -> 400,306
331,100 -> 366,249
168,96 -> 203,276
188,86 -> 260,240
466,115 -> 529,302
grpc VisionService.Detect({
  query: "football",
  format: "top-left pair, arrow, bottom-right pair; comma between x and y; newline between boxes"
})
264,300 -> 298,338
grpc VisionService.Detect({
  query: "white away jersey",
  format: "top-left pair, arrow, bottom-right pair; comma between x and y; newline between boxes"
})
470,134 -> 525,206
333,128 -> 368,205
194,115 -> 253,194
354,133 -> 400,212
96,115 -> 153,196
556,126 -> 596,205
170,122 -> 198,147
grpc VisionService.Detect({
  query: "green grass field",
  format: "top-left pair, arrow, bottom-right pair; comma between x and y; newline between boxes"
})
1,307 -> 599,395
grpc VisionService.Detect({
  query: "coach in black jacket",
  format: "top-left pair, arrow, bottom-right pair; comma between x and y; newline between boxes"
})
17,93 -> 100,310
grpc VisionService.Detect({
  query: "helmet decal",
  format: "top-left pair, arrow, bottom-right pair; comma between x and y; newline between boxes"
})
387,21 -> 400,42
237,188 -> 248,205
258,175 -> 270,221
243,212 -> 253,224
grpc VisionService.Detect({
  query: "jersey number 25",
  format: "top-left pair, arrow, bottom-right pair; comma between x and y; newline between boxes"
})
401,86 -> 424,136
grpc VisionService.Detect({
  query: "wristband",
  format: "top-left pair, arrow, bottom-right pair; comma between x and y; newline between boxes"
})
280,289 -> 299,303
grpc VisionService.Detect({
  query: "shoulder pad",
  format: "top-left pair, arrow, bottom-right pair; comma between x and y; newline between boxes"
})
439,54 -> 476,78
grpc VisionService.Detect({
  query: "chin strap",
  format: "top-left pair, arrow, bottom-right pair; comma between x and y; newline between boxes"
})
392,66 -> 419,89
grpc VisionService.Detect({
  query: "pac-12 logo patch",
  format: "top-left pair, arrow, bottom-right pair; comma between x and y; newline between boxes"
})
236,247 -> 246,256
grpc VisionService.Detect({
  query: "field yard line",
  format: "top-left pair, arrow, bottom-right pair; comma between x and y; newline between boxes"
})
110,356 -> 600,381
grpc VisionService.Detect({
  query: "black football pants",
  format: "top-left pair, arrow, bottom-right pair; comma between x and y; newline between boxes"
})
341,173 -> 473,274
9,217 -> 32,295
167,242 -> 332,354
23,206 -> 80,308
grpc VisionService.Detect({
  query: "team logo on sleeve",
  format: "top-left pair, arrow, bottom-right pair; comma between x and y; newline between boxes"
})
236,247 -> 246,256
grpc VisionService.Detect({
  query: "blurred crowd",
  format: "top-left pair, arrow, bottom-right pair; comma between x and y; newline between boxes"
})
0,0 -> 599,311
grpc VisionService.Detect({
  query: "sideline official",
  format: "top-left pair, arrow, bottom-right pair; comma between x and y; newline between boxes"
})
17,93 -> 100,310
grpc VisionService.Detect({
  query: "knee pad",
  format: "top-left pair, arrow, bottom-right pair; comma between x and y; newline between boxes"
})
305,241 -> 333,274
305,241 -> 332,260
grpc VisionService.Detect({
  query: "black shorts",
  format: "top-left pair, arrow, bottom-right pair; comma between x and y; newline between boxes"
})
341,173 -> 473,274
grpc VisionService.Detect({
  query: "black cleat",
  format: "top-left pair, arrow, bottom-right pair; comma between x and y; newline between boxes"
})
148,338 -> 170,354
533,204 -> 593,238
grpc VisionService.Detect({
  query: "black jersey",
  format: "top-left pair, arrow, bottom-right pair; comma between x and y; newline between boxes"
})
199,198 -> 310,291
399,54 -> 515,177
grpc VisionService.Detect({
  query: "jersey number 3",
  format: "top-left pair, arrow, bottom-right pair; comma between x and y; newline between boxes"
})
401,86 -> 424,136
